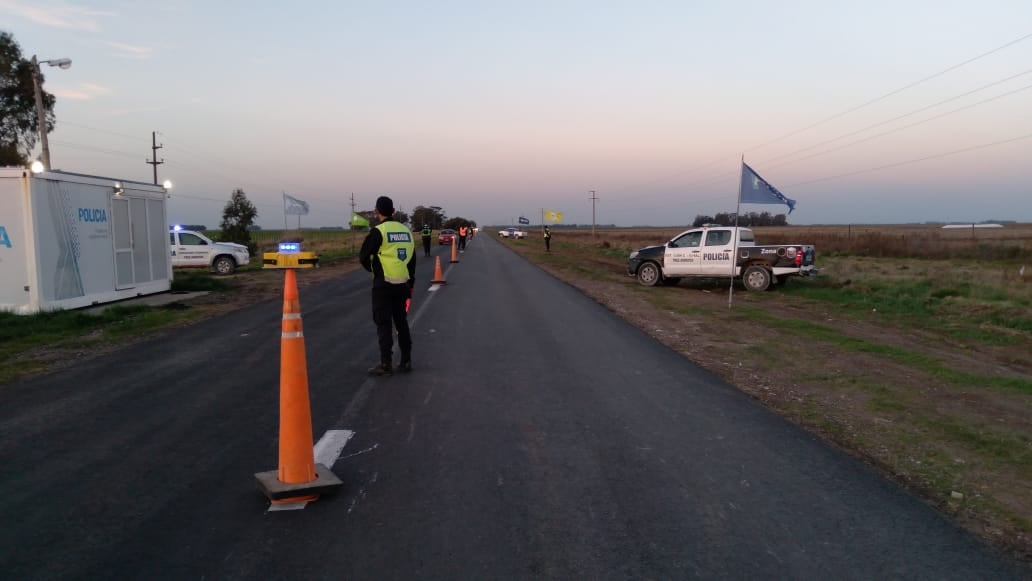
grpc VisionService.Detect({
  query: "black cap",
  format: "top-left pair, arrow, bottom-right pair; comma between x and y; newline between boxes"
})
375,196 -> 394,216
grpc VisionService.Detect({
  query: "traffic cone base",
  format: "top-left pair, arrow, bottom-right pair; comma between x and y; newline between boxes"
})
431,256 -> 447,285
256,463 -> 342,502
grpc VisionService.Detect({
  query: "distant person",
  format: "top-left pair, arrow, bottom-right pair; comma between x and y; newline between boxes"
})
421,223 -> 432,257
360,196 -> 416,376
544,225 -> 552,252
458,225 -> 469,252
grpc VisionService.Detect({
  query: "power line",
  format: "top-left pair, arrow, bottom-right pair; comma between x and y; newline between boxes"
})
746,30 -> 1032,152
603,30 -> 1032,202
787,131 -> 1032,188
763,69 -> 1032,164
58,121 -> 140,141
50,139 -> 142,160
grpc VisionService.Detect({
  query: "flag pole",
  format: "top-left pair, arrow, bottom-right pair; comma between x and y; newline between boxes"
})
729,156 -> 743,310
282,192 -> 288,232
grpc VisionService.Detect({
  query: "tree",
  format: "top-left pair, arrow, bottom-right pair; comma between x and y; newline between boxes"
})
0,31 -> 56,166
410,205 -> 447,230
443,217 -> 476,230
220,189 -> 258,255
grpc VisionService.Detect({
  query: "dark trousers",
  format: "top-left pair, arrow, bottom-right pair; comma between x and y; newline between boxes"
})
372,283 -> 411,365
545,237 -> 551,251
458,235 -> 467,250
422,236 -> 431,256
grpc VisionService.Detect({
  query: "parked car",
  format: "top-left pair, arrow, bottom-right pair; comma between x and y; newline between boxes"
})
439,229 -> 456,245
169,228 -> 250,275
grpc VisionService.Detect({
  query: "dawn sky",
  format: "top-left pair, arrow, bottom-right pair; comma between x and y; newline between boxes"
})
3,0 -> 1030,228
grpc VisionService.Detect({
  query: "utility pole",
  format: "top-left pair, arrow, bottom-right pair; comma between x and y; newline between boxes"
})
350,192 -> 357,254
589,190 -> 599,237
146,131 -> 164,185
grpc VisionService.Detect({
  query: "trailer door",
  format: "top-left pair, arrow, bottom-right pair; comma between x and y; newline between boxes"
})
112,197 -> 134,289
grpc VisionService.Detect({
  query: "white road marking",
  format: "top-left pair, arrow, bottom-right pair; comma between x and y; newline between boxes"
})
314,429 -> 354,468
267,501 -> 308,512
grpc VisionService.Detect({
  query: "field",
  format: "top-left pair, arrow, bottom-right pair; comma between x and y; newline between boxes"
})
2,223 -> 1030,560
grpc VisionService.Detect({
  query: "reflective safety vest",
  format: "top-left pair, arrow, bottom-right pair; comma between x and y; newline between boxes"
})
544,229 -> 551,238
421,225 -> 432,237
374,221 -> 414,284
459,226 -> 468,237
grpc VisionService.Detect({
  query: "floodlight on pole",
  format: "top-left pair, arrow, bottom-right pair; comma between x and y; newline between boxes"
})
30,55 -> 72,170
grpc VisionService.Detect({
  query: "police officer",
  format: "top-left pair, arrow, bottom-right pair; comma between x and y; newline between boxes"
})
458,224 -> 468,252
421,223 -> 432,257
544,225 -> 552,252
360,196 -> 416,376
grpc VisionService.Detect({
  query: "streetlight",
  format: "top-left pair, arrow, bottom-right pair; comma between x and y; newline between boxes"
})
30,55 -> 72,170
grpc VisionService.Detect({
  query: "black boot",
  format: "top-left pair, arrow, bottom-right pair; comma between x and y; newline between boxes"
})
368,362 -> 393,376
398,359 -> 413,373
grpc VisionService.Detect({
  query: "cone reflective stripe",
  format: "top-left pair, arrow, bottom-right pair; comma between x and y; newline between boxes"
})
450,237 -> 459,263
255,268 -> 342,503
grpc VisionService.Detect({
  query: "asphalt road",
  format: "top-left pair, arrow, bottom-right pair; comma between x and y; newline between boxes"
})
0,234 -> 1025,580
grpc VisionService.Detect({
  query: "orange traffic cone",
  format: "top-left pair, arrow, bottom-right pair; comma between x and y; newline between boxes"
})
431,256 -> 447,285
450,238 -> 459,263
255,268 -> 342,503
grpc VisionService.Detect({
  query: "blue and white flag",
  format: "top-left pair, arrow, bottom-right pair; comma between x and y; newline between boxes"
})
518,216 -> 530,225
740,163 -> 795,214
283,192 -> 310,215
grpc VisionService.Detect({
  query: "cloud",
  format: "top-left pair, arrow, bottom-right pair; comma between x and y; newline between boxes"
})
0,0 -> 115,32
50,83 -> 112,100
103,41 -> 152,59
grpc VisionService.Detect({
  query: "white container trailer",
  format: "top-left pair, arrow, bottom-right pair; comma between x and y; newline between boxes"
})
0,168 -> 171,314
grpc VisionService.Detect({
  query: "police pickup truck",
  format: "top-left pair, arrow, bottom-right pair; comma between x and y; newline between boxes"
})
626,225 -> 816,291
498,227 -> 527,239
169,227 -> 250,275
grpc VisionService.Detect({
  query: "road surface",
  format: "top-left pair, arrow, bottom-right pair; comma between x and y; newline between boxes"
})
0,235 -> 1024,579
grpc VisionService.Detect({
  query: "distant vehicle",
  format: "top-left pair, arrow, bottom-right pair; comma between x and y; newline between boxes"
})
499,227 -> 527,239
169,228 -> 250,275
438,229 -> 456,245
626,225 -> 816,291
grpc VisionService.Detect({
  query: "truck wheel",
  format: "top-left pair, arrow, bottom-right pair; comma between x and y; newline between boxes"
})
637,262 -> 661,287
213,256 -> 236,275
743,265 -> 771,291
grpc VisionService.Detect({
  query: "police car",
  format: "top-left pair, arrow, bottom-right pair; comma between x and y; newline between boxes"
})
498,227 -> 527,239
169,227 -> 251,275
627,225 -> 816,291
